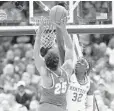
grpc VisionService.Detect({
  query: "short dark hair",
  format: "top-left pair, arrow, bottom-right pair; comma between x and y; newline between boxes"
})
45,51 -> 59,71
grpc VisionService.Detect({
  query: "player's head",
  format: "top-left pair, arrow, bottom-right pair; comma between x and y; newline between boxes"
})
17,81 -> 26,93
44,47 -> 59,71
75,57 -> 89,75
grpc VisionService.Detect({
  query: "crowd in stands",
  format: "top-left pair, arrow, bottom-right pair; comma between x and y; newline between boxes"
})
81,1 -> 112,24
0,1 -> 114,111
0,1 -> 29,26
0,1 -> 112,26
0,36 -> 41,111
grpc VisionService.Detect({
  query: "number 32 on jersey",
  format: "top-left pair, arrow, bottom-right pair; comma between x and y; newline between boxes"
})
72,93 -> 83,102
54,82 -> 67,94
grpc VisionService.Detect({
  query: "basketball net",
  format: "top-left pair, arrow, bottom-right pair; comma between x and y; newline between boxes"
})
33,16 -> 56,49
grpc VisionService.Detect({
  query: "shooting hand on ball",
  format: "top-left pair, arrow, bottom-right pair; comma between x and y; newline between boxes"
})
36,16 -> 46,36
53,16 -> 67,32
37,17 -> 54,37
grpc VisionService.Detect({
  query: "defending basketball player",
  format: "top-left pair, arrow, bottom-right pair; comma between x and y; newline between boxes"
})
34,7 -> 73,111
67,43 -> 95,111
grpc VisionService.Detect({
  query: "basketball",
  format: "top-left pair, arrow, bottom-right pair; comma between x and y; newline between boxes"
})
49,5 -> 68,23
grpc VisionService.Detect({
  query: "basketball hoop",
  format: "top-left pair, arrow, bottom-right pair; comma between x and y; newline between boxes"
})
32,16 -> 56,49
32,16 -> 50,33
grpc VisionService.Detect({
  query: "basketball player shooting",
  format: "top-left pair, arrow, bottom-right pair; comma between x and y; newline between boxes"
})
48,4 -> 95,111
34,5 -> 73,111
40,4 -> 68,65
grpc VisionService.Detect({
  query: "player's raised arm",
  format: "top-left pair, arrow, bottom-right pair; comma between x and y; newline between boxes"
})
56,26 -> 65,65
34,18 -> 46,75
55,17 -> 73,75
61,18 -> 73,62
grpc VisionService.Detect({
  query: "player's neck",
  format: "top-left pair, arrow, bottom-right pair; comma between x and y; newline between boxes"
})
76,73 -> 85,81
76,74 -> 87,85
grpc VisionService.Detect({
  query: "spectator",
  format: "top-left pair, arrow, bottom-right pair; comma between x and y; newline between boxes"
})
0,86 -> 6,105
0,100 -> 11,111
24,43 -> 33,51
79,34 -> 91,45
108,37 -> 114,49
14,48 -> 22,58
1,64 -> 15,92
8,94 -> 28,111
21,72 -> 31,86
15,81 -> 32,109
97,79 -> 112,106
5,50 -> 14,64
23,50 -> 34,66
26,64 -> 41,85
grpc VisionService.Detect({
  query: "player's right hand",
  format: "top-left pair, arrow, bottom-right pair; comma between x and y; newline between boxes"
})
38,17 -> 55,36
36,16 -> 47,36
53,16 -> 67,32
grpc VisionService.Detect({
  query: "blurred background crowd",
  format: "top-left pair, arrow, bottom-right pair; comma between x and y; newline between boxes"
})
0,1 -> 112,25
0,1 -> 114,111
0,36 -> 41,111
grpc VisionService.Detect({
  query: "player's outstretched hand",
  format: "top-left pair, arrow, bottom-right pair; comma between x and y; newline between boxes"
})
53,16 -> 67,32
36,16 -> 46,36
36,17 -> 55,37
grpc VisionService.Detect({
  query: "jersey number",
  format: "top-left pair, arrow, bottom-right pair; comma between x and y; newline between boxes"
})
54,82 -> 67,94
72,93 -> 83,102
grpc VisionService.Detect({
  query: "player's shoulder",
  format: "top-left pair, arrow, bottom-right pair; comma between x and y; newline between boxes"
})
62,59 -> 73,76
69,73 -> 77,83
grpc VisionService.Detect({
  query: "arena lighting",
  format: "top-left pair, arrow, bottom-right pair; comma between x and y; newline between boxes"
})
0,25 -> 113,36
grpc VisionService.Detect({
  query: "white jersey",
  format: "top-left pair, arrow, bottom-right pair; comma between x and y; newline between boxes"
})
67,74 -> 90,111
